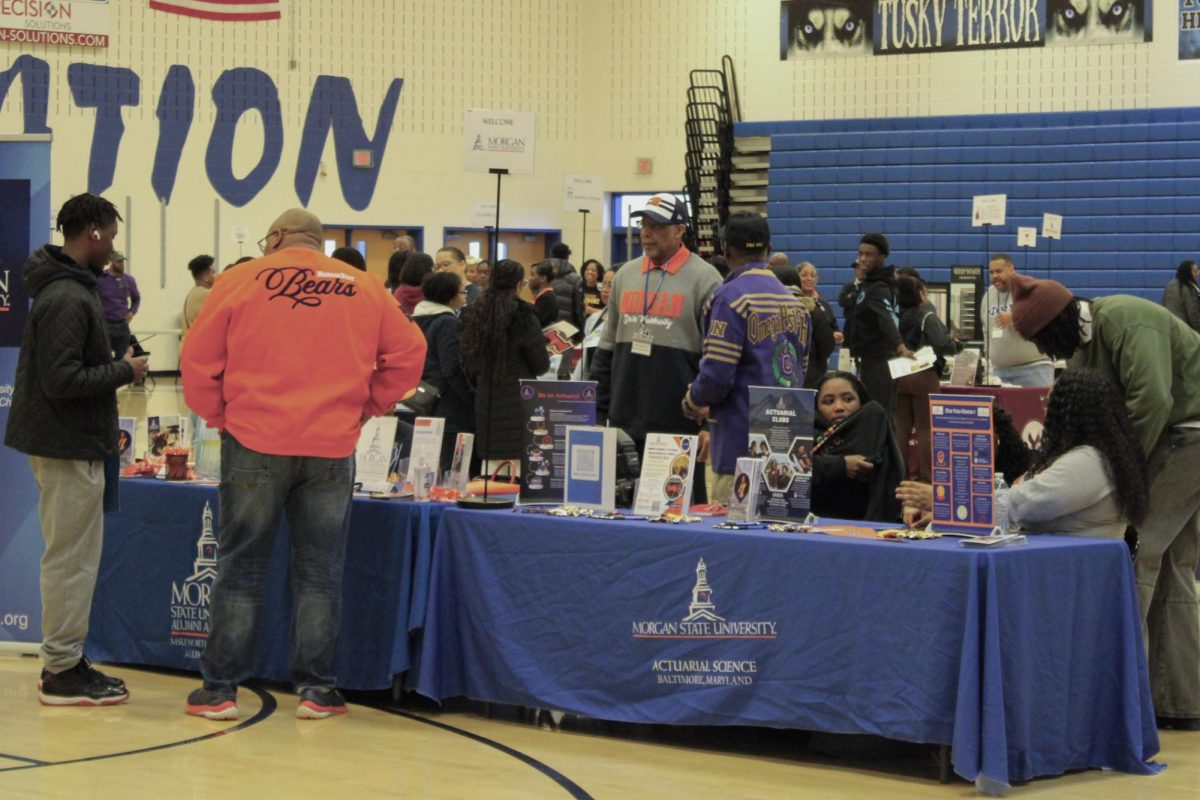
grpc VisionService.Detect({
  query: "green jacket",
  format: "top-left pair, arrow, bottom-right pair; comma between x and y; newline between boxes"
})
1069,295 -> 1200,456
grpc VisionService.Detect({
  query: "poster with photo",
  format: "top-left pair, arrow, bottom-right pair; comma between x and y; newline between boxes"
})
748,386 -> 816,522
930,393 -> 996,535
356,416 -> 398,493
146,414 -> 181,462
634,434 -> 698,517
726,458 -> 764,523
518,380 -> 597,503
118,417 -> 136,466
446,432 -> 474,496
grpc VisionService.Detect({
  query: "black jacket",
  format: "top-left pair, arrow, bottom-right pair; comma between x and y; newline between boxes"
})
5,245 -> 135,460
470,302 -> 550,459
412,304 -> 475,436
801,293 -> 840,388
846,266 -> 903,360
899,301 -> 962,374
546,258 -> 584,332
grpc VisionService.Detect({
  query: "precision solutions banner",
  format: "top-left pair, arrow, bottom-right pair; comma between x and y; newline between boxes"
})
780,0 -> 1153,57
0,140 -> 51,650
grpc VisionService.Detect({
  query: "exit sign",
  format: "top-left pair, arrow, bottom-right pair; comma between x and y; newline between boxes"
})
636,157 -> 653,175
352,149 -> 374,168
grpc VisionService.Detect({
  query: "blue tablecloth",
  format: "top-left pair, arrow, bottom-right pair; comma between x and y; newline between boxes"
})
87,480 -> 443,690
412,509 -> 1161,788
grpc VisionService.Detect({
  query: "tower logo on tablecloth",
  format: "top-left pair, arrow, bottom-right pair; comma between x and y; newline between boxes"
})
631,558 -> 777,639
168,501 -> 219,660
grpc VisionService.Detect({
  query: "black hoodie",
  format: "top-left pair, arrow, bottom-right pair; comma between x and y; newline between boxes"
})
4,245 -> 134,460
846,265 -> 903,360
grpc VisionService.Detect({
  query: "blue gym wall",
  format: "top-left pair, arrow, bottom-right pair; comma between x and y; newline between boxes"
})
739,106 -> 1200,311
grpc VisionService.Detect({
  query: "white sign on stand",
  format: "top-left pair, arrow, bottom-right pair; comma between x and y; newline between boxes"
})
464,108 -> 536,175
1017,227 -> 1037,247
232,225 -> 249,244
563,174 -> 604,214
971,194 -> 1007,227
473,201 -> 498,223
1042,213 -> 1063,240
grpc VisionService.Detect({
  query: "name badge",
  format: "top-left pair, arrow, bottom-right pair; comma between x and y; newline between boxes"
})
631,329 -> 653,357
990,322 -> 1004,339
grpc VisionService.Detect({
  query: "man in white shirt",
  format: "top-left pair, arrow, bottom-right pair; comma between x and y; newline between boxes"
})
983,254 -> 1054,386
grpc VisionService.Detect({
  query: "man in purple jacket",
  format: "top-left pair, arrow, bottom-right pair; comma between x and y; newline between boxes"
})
94,250 -> 139,359
682,213 -> 811,502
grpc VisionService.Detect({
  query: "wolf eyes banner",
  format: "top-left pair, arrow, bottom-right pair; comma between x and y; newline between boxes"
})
1183,0 -> 1200,59
779,0 -> 1153,58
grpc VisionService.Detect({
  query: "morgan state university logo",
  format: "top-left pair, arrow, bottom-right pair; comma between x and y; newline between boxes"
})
169,501 -> 219,659
632,558 -> 778,639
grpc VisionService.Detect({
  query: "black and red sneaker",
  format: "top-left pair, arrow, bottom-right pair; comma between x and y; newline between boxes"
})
39,659 -> 129,706
296,687 -> 348,720
185,687 -> 238,720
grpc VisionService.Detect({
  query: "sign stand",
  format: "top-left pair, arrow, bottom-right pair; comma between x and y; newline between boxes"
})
578,208 -> 589,264
459,167 -> 516,510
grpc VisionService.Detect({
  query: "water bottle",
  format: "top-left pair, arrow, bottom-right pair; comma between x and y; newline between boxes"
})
414,457 -> 430,501
993,472 -> 1011,533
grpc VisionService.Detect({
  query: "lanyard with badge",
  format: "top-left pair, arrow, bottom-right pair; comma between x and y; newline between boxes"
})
632,265 -> 669,357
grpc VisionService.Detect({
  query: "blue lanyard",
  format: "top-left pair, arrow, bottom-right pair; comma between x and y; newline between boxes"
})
642,266 -> 670,325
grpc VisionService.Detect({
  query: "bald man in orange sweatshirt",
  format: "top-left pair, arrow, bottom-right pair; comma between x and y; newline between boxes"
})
180,208 -> 426,721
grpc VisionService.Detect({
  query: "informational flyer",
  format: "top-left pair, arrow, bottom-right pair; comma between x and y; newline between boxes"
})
725,457 -> 763,523
564,426 -> 616,512
356,416 -> 398,493
405,417 -> 445,499
146,414 -> 181,462
930,394 -> 995,535
747,386 -> 815,522
446,432 -> 474,495
518,380 -> 597,503
118,417 -> 137,466
634,433 -> 698,517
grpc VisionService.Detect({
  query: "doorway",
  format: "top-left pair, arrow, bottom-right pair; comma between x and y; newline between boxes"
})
322,225 -> 424,283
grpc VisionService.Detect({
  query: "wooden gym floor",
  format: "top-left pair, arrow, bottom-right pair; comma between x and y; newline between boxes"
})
1,656 -> 1197,799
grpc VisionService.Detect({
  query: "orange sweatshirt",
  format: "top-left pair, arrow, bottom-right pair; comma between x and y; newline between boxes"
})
181,247 -> 427,458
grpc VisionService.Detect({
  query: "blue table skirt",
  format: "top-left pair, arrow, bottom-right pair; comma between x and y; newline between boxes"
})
87,480 -> 442,690
411,509 -> 1161,788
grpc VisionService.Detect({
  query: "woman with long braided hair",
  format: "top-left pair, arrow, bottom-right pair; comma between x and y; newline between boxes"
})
460,259 -> 549,468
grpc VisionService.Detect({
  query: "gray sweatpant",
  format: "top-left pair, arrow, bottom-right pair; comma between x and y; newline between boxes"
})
1137,426 -> 1200,719
29,456 -> 105,673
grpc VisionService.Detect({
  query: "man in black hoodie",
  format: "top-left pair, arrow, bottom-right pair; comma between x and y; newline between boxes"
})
4,193 -> 148,706
847,233 -> 912,413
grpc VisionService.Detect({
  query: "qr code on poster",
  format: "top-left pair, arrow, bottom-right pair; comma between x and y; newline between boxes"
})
570,445 -> 600,481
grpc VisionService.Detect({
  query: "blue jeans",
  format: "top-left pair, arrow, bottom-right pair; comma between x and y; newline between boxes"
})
992,362 -> 1055,387
201,434 -> 355,695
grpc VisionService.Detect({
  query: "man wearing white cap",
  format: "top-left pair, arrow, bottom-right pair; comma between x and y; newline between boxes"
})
589,193 -> 722,458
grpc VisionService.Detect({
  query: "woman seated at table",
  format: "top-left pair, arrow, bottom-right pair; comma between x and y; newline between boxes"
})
811,371 -> 904,522
1009,368 -> 1148,539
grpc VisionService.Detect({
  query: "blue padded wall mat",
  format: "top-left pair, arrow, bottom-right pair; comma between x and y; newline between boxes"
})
738,107 -> 1200,314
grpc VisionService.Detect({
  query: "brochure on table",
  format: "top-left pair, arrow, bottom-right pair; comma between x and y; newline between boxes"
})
147,414 -> 184,462
356,415 -> 399,493
446,432 -> 474,495
406,417 -> 445,498
564,426 -> 616,511
726,457 -> 763,523
518,380 -> 597,503
930,393 -> 996,535
748,385 -> 815,522
634,433 -> 698,517
118,417 -> 136,466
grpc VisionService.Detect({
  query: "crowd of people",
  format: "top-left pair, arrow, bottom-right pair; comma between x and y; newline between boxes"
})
6,190 -> 1198,732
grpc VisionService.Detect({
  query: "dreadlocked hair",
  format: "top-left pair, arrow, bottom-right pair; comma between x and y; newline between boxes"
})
460,258 -> 525,386
1031,368 -> 1149,525
56,193 -> 121,240
1027,298 -> 1083,360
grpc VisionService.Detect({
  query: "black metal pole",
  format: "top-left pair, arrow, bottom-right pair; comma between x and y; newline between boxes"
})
578,208 -> 589,263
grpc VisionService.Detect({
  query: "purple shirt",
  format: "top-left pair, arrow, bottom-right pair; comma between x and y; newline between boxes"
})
95,269 -> 140,322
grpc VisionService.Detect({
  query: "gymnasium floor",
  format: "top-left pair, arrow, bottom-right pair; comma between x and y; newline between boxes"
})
1,656 -> 1197,799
